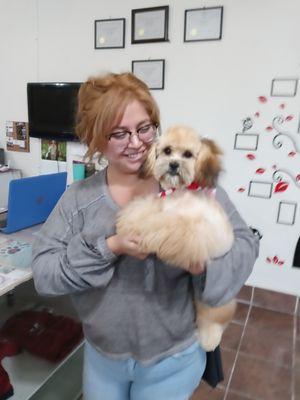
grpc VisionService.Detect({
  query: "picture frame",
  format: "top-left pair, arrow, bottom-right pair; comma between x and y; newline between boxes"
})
270,78 -> 298,97
94,18 -> 125,49
184,6 -> 223,42
132,59 -> 165,90
131,6 -> 169,44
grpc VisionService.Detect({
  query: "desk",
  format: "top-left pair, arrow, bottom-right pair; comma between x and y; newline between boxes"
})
0,169 -> 22,210
0,225 -> 39,296
0,226 -> 83,400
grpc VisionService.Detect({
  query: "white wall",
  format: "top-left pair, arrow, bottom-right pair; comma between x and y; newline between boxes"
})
1,0 -> 300,295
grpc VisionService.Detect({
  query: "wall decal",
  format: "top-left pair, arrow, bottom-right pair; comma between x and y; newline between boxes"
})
258,96 -> 268,103
242,117 -> 253,132
266,255 -> 285,266
248,181 -> 273,199
272,115 -> 300,155
234,134 -> 259,150
276,201 -> 297,225
234,117 -> 260,151
271,78 -> 298,97
233,80 -> 300,275
273,169 -> 300,190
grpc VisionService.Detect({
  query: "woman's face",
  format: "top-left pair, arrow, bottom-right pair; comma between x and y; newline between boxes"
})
102,100 -> 155,175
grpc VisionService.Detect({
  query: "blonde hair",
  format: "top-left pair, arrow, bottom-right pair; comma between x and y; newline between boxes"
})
76,72 -> 160,159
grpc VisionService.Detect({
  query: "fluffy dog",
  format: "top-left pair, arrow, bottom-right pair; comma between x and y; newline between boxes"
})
116,125 -> 236,351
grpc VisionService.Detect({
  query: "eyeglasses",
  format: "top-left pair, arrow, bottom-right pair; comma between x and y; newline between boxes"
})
107,123 -> 158,145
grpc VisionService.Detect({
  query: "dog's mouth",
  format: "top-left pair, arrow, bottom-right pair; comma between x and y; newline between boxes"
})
167,170 -> 180,177
160,171 -> 185,190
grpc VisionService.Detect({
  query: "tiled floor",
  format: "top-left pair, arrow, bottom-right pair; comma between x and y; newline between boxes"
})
191,285 -> 300,400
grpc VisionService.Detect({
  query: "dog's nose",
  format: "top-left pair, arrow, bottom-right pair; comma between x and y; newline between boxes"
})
169,161 -> 179,171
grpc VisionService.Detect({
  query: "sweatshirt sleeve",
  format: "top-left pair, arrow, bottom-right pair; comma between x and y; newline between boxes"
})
193,186 -> 260,307
31,188 -> 118,297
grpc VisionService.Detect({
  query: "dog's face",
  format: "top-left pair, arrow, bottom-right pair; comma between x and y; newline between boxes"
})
141,125 -> 222,190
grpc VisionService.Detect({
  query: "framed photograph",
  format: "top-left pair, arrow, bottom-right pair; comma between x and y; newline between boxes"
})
132,59 -> 165,90
131,6 -> 169,44
184,6 -> 223,42
94,18 -> 125,49
41,139 -> 67,162
271,78 -> 298,97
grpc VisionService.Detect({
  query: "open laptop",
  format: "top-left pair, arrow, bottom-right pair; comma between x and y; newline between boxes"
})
0,172 -> 67,234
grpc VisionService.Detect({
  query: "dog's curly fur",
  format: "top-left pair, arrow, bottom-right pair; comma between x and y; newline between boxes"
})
116,125 -> 236,351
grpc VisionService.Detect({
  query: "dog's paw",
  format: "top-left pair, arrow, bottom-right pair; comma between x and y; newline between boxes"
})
197,323 -> 224,352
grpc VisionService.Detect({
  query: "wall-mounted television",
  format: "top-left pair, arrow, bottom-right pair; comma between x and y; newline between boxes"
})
27,82 -> 82,141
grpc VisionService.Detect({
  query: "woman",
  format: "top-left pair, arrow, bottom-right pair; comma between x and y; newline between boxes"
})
32,72 -> 259,400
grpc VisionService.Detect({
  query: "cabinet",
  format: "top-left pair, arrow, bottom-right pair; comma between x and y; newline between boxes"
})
0,228 -> 83,400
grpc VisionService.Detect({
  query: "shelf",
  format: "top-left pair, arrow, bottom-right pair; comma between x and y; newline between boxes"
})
0,280 -> 83,400
3,342 -> 83,400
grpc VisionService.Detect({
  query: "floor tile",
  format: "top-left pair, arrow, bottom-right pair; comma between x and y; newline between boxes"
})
252,287 -> 296,315
232,302 -> 250,325
296,338 -> 300,370
221,323 -> 243,351
229,352 -> 292,400
239,324 -> 293,368
236,285 -> 253,304
247,306 -> 294,339
295,368 -> 300,400
225,391 -> 255,400
190,381 -> 225,400
219,348 -> 237,388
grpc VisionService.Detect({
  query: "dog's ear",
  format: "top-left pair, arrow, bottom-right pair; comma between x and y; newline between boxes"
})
139,143 -> 157,179
195,138 -> 223,188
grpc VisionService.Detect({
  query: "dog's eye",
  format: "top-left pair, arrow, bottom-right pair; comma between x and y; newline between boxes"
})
183,150 -> 193,158
163,147 -> 172,155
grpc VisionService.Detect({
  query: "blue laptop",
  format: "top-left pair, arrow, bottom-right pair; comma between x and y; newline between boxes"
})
0,172 -> 67,234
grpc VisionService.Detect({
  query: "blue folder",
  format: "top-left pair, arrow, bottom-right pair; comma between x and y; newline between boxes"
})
0,172 -> 67,234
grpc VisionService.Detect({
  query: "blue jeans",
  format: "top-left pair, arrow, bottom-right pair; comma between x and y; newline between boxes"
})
83,340 -> 206,400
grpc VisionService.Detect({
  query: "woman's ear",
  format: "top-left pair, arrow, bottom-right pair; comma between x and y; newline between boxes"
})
195,138 -> 223,188
139,143 -> 157,179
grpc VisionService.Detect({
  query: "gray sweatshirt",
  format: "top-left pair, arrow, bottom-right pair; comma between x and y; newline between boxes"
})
31,169 -> 259,365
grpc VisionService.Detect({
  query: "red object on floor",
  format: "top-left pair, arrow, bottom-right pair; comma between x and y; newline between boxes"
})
0,363 -> 14,400
0,336 -> 21,360
0,336 -> 20,400
0,310 -> 83,362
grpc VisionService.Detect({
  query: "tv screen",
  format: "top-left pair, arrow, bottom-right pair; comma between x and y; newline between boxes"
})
27,82 -> 82,141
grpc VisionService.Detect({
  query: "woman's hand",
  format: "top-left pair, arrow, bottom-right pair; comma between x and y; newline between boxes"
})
107,234 -> 148,260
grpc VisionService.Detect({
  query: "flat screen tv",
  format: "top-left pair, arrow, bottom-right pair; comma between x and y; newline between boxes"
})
27,82 -> 82,141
